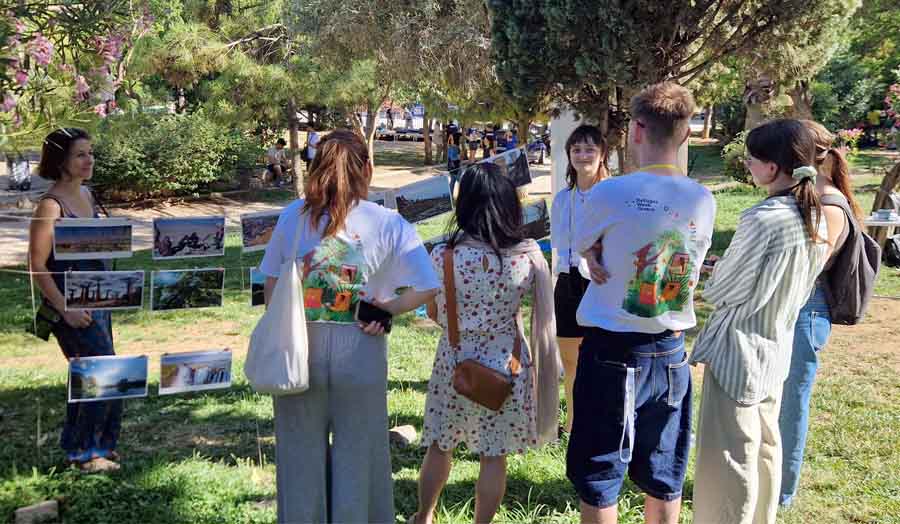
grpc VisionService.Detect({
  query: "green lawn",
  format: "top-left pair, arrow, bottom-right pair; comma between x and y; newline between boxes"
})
1,153 -> 899,523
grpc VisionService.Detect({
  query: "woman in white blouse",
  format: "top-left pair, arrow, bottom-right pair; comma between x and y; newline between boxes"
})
550,124 -> 610,433
690,119 -> 829,524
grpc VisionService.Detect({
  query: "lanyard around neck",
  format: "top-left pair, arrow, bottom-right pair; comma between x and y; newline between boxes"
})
642,163 -> 683,175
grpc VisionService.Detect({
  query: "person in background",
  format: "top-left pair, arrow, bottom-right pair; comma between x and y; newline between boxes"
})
467,128 -> 482,162
433,125 -> 446,164
550,124 -> 610,434
260,129 -> 440,524
304,129 -> 321,172
28,128 -> 123,473
690,119 -> 829,524
266,138 -> 289,185
507,130 -> 518,150
482,126 -> 496,159
777,120 -> 863,507
410,163 -> 559,524
495,128 -> 509,154
568,82 -> 716,524
447,135 -> 462,197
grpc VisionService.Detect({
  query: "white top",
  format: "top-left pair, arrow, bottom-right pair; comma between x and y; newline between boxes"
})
307,132 -> 321,159
266,146 -> 285,165
573,172 -> 716,333
689,196 -> 828,405
550,186 -> 590,277
260,199 -> 440,323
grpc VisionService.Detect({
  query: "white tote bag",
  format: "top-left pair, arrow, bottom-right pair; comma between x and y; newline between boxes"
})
244,222 -> 310,396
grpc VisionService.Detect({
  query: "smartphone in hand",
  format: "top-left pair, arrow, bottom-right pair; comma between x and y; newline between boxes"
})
355,300 -> 393,333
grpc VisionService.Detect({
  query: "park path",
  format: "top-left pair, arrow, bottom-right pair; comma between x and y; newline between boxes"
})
0,147 -> 552,266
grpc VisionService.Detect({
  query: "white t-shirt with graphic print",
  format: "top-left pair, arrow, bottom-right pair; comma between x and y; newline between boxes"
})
260,199 -> 440,323
573,171 -> 716,334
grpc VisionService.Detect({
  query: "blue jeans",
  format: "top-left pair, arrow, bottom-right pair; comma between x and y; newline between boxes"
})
778,286 -> 831,506
51,310 -> 123,458
567,328 -> 691,508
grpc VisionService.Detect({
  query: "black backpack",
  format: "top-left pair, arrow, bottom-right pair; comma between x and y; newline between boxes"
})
885,234 -> 900,268
819,195 -> 881,325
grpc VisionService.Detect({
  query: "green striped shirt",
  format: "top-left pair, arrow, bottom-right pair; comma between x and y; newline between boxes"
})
689,195 -> 828,405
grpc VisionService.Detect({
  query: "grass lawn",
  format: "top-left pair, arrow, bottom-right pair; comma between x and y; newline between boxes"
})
1,152 -> 899,523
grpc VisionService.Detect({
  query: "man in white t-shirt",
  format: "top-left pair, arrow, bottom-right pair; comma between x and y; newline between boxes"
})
266,138 -> 289,185
304,130 -> 321,171
566,83 -> 716,524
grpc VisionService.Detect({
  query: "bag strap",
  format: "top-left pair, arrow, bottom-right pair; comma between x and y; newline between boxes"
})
442,246 -> 522,375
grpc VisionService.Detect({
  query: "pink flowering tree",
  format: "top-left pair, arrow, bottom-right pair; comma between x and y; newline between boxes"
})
0,2 -> 152,146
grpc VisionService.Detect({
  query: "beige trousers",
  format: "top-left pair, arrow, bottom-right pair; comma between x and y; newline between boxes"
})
692,367 -> 783,524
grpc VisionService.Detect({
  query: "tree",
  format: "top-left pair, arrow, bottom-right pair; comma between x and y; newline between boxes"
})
496,0 -> 830,150
1,2 -> 153,146
736,0 -> 861,129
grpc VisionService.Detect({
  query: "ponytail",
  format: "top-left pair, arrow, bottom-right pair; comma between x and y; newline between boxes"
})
302,130 -> 372,238
824,148 -> 864,221
791,178 -> 824,243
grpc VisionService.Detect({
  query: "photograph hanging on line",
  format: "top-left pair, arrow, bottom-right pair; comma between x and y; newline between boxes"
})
250,267 -> 266,307
53,218 -> 133,260
64,270 -> 145,311
152,216 -> 225,260
159,350 -> 232,395
68,355 -> 149,403
366,190 -> 397,209
481,147 -> 532,187
522,200 -> 551,240
394,176 -> 453,223
151,269 -> 225,311
240,211 -> 281,253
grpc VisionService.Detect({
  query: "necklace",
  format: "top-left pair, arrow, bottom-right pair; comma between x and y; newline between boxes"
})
641,163 -> 683,175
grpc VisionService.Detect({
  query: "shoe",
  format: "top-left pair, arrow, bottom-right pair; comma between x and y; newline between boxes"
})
80,457 -> 121,473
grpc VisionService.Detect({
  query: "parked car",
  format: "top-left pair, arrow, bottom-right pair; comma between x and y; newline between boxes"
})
526,140 -> 547,164
376,127 -> 396,141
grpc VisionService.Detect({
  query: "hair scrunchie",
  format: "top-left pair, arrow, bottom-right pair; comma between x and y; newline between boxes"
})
791,165 -> 817,183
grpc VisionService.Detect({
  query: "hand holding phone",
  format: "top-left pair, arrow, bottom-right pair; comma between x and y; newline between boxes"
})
355,300 -> 393,334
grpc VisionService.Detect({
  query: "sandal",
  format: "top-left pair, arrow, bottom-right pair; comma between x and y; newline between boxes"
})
80,457 -> 121,474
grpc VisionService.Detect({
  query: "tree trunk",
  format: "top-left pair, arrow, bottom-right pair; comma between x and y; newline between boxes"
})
423,112 -> 433,165
702,105 -> 714,139
364,101 -> 378,169
516,115 -> 532,150
789,81 -> 814,119
287,99 -> 301,195
710,107 -> 718,139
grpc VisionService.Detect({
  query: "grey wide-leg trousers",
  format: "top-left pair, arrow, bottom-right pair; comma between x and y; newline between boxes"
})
274,323 -> 393,524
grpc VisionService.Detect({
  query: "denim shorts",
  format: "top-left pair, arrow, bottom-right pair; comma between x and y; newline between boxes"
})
566,327 -> 692,508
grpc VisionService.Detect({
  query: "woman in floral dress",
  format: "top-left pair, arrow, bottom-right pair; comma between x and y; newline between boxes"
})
410,163 -> 559,524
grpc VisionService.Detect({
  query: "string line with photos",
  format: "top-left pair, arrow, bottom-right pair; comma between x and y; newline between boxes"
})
3,153 -> 550,404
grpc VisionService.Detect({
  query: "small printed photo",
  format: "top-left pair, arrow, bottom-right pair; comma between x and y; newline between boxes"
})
53,218 -> 133,260
159,350 -> 232,395
151,269 -> 225,311
250,267 -> 266,307
68,355 -> 149,403
241,211 -> 281,253
522,200 -> 551,240
481,148 -> 532,187
394,176 -> 454,224
153,216 -> 225,259
366,190 -> 397,209
64,271 -> 145,311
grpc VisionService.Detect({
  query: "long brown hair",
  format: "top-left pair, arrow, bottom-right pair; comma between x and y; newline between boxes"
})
302,129 -> 372,237
746,119 -> 823,242
564,125 -> 609,189
800,120 -> 864,221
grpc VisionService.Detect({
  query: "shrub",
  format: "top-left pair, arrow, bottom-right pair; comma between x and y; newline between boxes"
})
93,111 -> 262,199
722,131 -> 752,184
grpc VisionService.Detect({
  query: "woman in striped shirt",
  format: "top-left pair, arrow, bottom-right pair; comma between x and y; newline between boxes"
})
690,119 -> 829,524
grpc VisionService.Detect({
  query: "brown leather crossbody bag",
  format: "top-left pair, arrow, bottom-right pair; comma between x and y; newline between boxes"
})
443,248 -> 521,412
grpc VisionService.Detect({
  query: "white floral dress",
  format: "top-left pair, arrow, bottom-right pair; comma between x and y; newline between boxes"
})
421,243 -> 538,456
